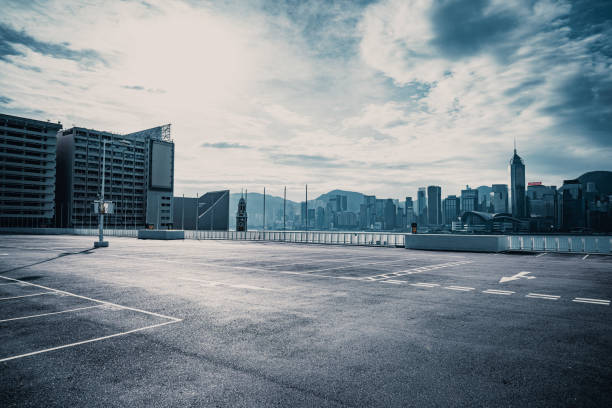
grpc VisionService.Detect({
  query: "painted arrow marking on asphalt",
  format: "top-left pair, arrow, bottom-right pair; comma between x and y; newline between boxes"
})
499,271 -> 535,283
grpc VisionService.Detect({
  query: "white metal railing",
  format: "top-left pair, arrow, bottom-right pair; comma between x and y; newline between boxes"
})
183,230 -> 405,247
507,235 -> 612,254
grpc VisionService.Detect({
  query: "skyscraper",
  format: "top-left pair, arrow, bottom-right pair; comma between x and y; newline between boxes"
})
461,186 -> 479,213
405,197 -> 414,226
427,185 -> 442,225
492,184 -> 509,213
417,187 -> 427,224
510,145 -> 526,219
558,179 -> 585,231
442,195 -> 460,225
383,198 -> 396,230
359,195 -> 376,229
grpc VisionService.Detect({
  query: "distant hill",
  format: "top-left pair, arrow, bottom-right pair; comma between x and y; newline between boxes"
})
577,171 -> 612,196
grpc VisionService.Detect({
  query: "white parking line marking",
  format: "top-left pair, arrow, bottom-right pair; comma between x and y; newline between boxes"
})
0,292 -> 56,301
445,286 -> 475,292
582,254 -> 589,260
0,275 -> 180,322
410,283 -> 439,288
526,293 -> 560,300
572,297 -> 609,306
535,253 -> 546,257
0,305 -> 104,323
482,289 -> 515,295
363,260 -> 473,281
304,258 -> 416,273
381,280 -> 404,285
0,320 -> 179,363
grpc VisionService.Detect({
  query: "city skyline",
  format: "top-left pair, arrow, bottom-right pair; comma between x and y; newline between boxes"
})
1,0 -> 611,201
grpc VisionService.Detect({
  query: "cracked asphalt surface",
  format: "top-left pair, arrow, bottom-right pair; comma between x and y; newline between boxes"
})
1,234 -> 611,407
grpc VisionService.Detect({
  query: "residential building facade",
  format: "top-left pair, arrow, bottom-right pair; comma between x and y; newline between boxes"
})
0,113 -> 62,227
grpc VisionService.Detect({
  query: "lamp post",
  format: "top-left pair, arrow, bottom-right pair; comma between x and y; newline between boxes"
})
94,138 -> 131,248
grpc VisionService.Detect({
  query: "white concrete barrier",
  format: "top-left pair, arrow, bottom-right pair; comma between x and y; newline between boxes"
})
404,234 -> 509,252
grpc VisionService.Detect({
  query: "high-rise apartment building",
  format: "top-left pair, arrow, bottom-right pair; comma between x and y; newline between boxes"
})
427,185 -> 442,225
56,124 -> 174,229
0,113 -> 62,227
492,184 -> 509,213
510,147 -> 526,218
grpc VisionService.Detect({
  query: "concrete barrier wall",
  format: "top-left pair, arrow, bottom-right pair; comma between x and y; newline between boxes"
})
137,230 -> 184,240
405,234 -> 509,252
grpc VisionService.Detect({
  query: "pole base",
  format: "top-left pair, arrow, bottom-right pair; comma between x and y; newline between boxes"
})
94,240 -> 109,248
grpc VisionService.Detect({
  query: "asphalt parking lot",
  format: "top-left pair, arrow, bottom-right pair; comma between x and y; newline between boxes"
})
1,234 -> 611,407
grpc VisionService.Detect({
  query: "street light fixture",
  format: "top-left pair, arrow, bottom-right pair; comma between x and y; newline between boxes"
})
94,138 -> 131,248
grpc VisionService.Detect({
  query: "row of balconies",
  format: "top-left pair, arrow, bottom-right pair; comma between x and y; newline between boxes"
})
1,168 -> 55,178
0,202 -> 54,210
0,186 -> 54,194
0,157 -> 55,168
0,135 -> 56,149
0,176 -> 54,186
0,151 -> 54,162
0,147 -> 53,158
0,192 -> 53,200
73,133 -> 144,143
0,210 -> 54,217
73,161 -> 145,173
0,126 -> 58,138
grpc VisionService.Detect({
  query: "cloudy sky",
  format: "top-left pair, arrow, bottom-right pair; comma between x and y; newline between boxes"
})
1,0 -> 610,200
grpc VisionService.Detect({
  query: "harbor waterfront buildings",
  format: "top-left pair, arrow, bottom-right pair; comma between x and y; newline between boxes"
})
1,112 -> 610,233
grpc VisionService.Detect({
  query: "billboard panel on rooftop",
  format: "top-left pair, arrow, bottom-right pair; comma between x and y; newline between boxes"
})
150,140 -> 173,191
